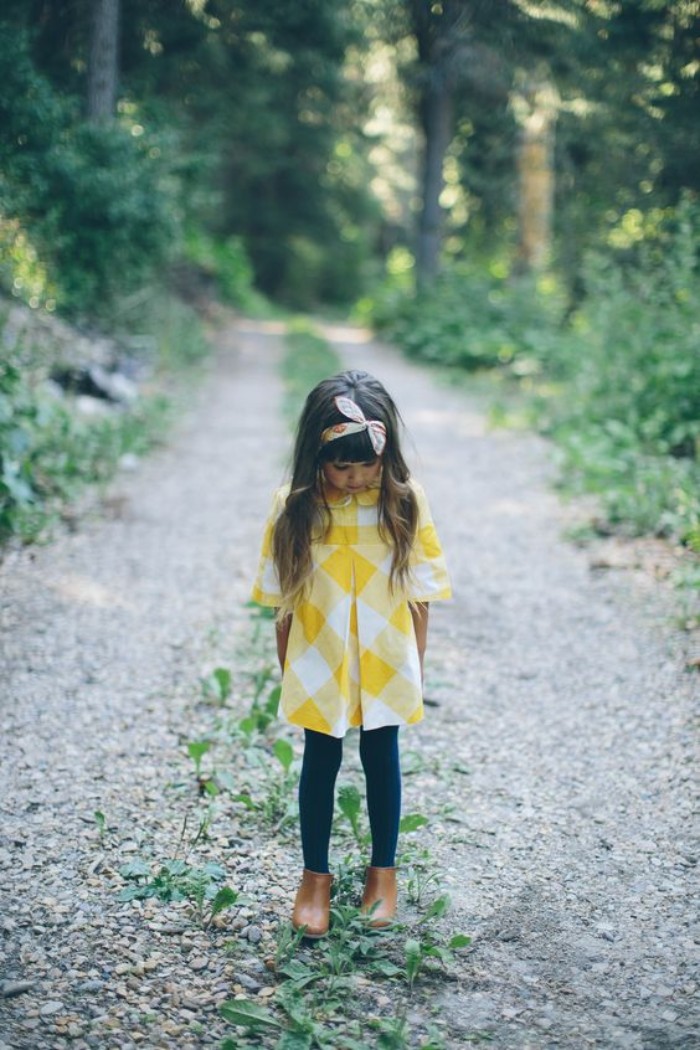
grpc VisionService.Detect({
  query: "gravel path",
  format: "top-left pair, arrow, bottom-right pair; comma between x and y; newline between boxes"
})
1,318 -> 698,1049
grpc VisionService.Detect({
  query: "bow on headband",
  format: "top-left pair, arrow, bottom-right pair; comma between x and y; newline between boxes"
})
320,396 -> 387,456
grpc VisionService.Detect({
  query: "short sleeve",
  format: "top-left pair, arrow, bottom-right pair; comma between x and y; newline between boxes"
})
407,481 -> 452,602
251,487 -> 287,606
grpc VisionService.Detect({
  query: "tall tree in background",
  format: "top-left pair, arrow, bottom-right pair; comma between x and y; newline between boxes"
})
88,0 -> 120,121
513,75 -> 558,272
396,0 -> 526,286
410,0 -> 463,287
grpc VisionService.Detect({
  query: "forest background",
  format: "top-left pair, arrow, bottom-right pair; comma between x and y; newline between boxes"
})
0,0 -> 699,595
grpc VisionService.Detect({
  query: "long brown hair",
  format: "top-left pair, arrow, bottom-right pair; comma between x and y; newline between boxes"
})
272,371 -> 418,614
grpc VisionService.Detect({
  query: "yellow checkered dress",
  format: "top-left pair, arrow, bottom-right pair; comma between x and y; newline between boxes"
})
251,479 -> 451,738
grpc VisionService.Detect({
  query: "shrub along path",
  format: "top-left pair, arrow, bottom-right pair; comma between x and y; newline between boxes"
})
0,319 -> 697,1049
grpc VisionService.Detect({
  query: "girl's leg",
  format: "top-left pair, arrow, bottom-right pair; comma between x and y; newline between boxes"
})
298,728 -> 343,873
359,725 -> 401,867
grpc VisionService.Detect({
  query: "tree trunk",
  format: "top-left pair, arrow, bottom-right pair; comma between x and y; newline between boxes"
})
87,0 -> 120,122
515,79 -> 557,272
411,0 -> 462,289
416,73 -> 453,289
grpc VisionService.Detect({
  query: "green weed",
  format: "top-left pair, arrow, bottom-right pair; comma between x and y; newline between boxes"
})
200,666 -> 233,706
93,809 -> 106,844
118,856 -> 238,928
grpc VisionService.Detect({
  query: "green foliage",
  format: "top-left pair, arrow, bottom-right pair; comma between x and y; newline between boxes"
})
377,201 -> 700,549
0,356 -> 171,544
0,23 -> 178,316
540,201 -> 700,542
200,666 -> 233,706
182,229 -> 269,315
375,263 -> 566,373
0,287 -> 210,546
337,785 -> 366,848
93,810 -> 107,843
118,855 -> 238,928
186,739 -> 213,779
220,883 -> 470,1047
37,121 -> 178,316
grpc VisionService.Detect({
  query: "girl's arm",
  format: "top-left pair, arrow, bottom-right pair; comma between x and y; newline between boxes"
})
410,602 -> 430,684
276,614 -> 292,672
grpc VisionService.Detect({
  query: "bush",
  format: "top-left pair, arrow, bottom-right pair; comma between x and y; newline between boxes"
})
0,356 -> 171,544
375,263 -> 566,373
540,204 -> 700,541
182,229 -> 268,314
0,288 -> 211,545
0,23 -> 178,317
549,210 -> 700,459
371,202 -> 700,546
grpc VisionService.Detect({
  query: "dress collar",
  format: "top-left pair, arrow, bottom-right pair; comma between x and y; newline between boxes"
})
322,484 -> 380,508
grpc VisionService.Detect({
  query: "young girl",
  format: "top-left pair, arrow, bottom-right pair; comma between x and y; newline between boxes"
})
252,369 -> 451,937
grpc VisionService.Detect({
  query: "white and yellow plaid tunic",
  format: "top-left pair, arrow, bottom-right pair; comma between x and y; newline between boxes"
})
252,479 -> 451,738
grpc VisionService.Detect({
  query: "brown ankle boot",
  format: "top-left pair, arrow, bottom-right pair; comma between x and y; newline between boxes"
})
361,866 -> 398,927
292,869 -> 333,938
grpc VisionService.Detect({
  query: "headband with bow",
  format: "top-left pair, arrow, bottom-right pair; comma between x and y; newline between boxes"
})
320,396 -> 387,456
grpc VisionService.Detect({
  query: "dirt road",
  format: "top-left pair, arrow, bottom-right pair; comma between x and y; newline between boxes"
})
1,319 -> 697,1049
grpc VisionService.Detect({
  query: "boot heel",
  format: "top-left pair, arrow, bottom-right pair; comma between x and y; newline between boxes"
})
361,865 -> 398,927
292,869 -> 333,938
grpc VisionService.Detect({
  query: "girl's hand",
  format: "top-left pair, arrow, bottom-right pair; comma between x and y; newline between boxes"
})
410,603 -> 429,689
276,614 -> 292,672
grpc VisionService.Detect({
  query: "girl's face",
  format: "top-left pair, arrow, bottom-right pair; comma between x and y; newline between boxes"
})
321,456 -> 382,496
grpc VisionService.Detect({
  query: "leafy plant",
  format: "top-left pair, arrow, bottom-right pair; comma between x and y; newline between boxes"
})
93,810 -> 107,843
0,354 -> 174,544
238,677 -> 281,738
200,666 -> 233,706
185,739 -> 215,797
118,856 -> 238,928
336,785 -> 366,848
231,735 -> 299,831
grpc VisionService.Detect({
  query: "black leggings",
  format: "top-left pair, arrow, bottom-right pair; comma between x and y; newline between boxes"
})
298,726 -> 401,874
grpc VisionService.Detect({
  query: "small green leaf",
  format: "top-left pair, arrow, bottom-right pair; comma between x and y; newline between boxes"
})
449,933 -> 472,950
369,958 -> 403,977
399,813 -> 429,834
233,792 -> 258,811
421,894 -> 450,922
116,885 -> 147,902
273,738 -> 294,773
212,666 -> 232,697
337,784 -> 361,822
118,859 -> 150,879
201,666 -> 232,702
161,859 -> 189,876
404,937 -> 422,983
277,1031 -> 314,1050
187,740 -> 211,763
219,998 -> 282,1030
266,683 -> 282,708
203,861 -> 226,879
210,886 -> 238,918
